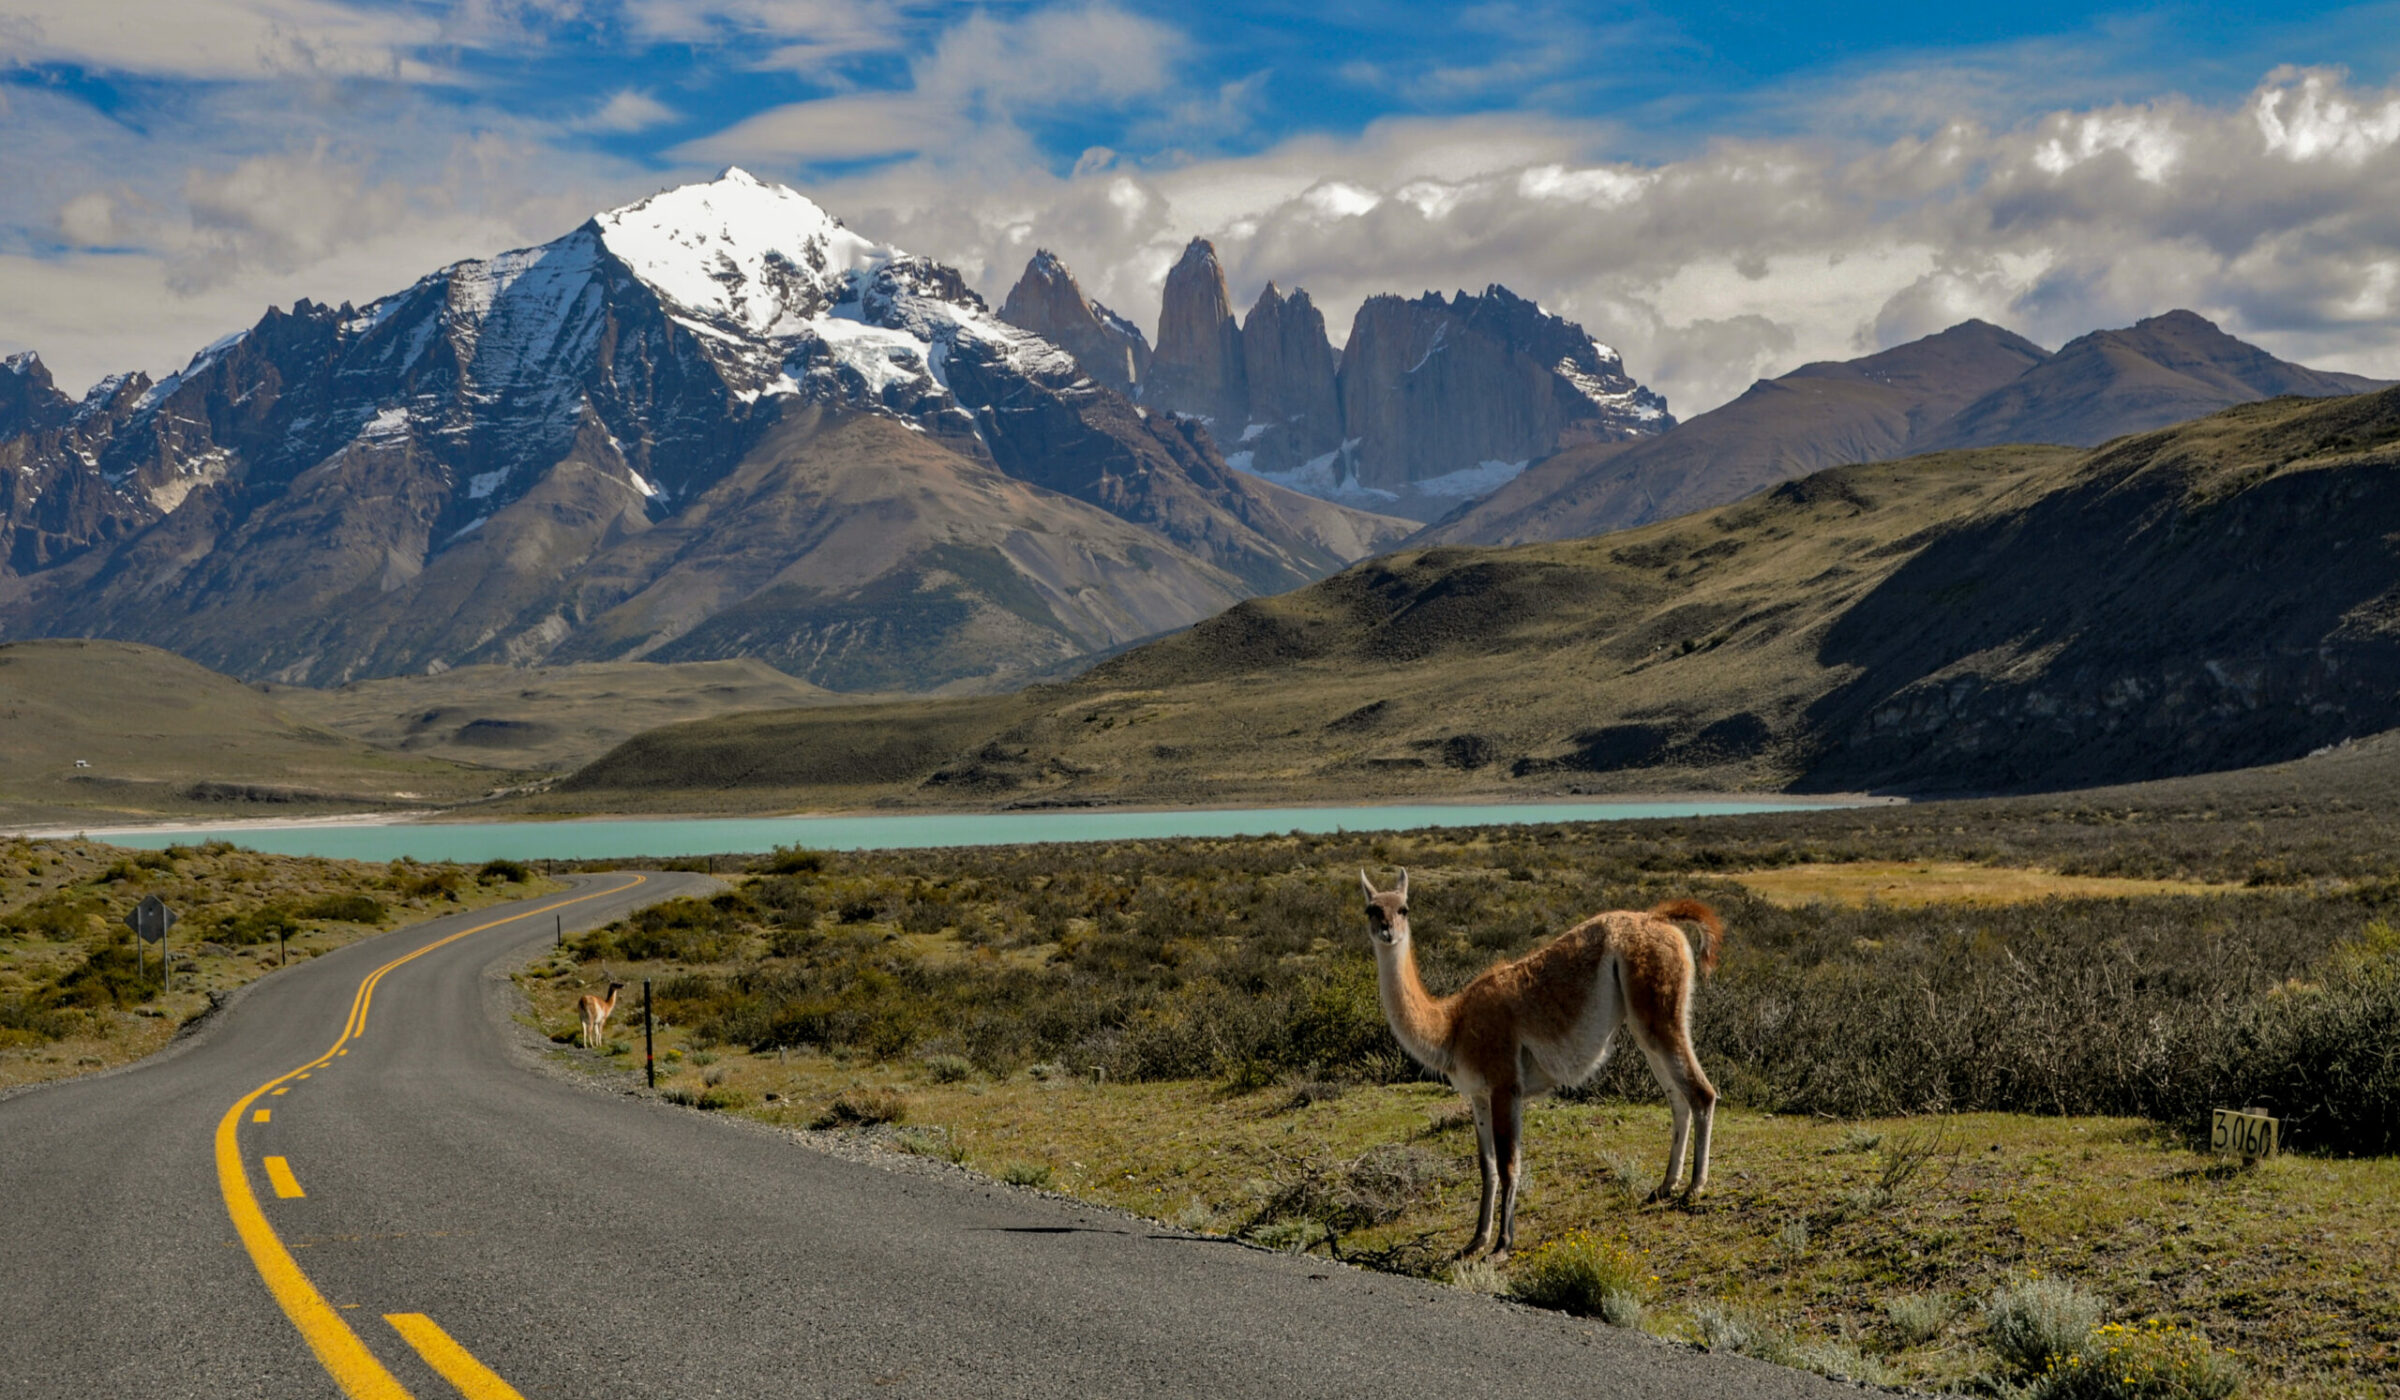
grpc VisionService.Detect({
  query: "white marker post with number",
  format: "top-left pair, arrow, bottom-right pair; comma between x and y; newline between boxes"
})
2210,1107 -> 2278,1162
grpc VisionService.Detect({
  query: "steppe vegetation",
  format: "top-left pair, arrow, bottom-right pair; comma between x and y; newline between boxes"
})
523,782 -> 2400,1397
0,836 -> 548,1089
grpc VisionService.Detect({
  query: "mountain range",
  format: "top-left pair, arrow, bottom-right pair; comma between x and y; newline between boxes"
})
0,171 -> 1408,691
1421,310 -> 2386,547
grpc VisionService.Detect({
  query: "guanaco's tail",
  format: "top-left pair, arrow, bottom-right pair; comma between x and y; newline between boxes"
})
1649,899 -> 1724,976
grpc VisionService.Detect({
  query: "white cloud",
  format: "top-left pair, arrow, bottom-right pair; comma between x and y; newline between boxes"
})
797,67 -> 2400,415
0,0 -> 443,80
674,2 -> 1176,165
574,89 -> 680,133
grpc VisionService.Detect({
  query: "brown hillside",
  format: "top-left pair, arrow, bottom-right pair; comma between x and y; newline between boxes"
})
543,386 -> 2400,813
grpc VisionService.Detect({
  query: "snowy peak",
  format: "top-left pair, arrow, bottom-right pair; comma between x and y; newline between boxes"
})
591,167 -> 898,338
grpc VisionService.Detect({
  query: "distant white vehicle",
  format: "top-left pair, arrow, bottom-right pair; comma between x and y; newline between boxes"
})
73,759 -> 90,769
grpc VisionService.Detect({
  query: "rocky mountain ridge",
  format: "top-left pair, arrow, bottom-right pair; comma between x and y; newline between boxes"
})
0,170 -> 1409,690
999,240 -> 1673,521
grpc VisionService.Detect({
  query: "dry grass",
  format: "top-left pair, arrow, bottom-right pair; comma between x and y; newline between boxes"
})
525,998 -> 2397,1399
0,835 -> 553,1090
1728,862 -> 2238,908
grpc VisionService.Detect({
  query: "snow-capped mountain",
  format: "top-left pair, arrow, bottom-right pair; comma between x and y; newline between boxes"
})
0,170 -> 1409,690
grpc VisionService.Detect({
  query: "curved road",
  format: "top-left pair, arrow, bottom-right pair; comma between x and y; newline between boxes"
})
3,874 -> 1862,1399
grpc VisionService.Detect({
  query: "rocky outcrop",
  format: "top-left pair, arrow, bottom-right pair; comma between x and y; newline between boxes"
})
1338,287 -> 1669,491
1229,283 -> 1344,478
0,172 -> 1409,690
1145,238 -> 1247,429
1140,252 -> 1671,521
997,250 -> 1150,395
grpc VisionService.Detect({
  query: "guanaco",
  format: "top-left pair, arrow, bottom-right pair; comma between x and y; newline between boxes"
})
578,966 -> 626,1050
1359,870 -> 1722,1258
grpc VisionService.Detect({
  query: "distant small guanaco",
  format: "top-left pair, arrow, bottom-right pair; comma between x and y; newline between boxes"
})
578,966 -> 626,1050
1359,870 -> 1723,1258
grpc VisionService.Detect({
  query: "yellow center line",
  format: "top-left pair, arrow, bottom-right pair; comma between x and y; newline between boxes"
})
385,1314 -> 530,1400
213,875 -> 648,1400
254,1109 -> 271,1123
272,1087 -> 289,1096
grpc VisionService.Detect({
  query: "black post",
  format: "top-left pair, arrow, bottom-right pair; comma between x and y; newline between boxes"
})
556,914 -> 562,949
278,929 -> 287,967
644,981 -> 655,1089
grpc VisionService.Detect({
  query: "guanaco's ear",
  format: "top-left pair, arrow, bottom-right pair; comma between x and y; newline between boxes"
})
1359,870 -> 1379,900
1396,868 -> 1408,899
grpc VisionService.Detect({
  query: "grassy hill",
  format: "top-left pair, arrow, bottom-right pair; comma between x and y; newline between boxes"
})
270,658 -> 839,773
0,640 -> 517,826
539,384 -> 2400,813
0,644 -> 857,826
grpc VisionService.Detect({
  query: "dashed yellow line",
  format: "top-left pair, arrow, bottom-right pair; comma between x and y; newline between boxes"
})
386,1314 -> 529,1400
213,876 -> 648,1400
264,1156 -> 305,1198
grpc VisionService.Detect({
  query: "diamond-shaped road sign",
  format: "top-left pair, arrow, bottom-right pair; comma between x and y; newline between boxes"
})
125,894 -> 178,945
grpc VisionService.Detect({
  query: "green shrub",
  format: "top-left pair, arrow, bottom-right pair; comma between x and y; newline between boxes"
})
297,893 -> 386,924
762,846 -> 827,875
1508,1229 -> 1650,1324
218,906 -> 301,946
1986,1277 -> 2105,1379
922,1053 -> 974,1083
476,859 -> 530,884
1000,1161 -> 1053,1187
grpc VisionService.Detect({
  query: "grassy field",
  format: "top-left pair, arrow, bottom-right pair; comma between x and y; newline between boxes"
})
0,835 -> 554,1091
509,784 -> 2400,1398
271,657 -> 839,774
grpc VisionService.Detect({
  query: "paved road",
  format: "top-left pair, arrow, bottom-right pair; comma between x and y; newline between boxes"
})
2,874 -> 1864,1399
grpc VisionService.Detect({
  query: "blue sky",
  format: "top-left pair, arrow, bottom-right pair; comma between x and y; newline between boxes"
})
6,1 -> 2400,412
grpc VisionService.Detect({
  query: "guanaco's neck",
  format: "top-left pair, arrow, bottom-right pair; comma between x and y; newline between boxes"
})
1372,937 -> 1454,1073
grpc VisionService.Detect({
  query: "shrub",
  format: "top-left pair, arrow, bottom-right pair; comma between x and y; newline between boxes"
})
762,846 -> 827,875
922,1053 -> 974,1083
1882,1292 -> 1952,1348
811,1087 -> 906,1128
1508,1229 -> 1649,1323
218,906 -> 301,947
1986,1277 -> 2105,1379
2035,1319 -> 2242,1400
297,893 -> 386,924
999,1160 -> 1052,1187
476,859 -> 530,884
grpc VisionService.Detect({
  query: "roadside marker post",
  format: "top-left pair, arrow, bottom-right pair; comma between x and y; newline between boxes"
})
556,914 -> 563,950
125,895 -> 178,993
644,981 -> 654,1089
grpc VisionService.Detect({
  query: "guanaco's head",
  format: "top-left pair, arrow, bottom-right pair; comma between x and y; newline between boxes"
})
1358,869 -> 1411,947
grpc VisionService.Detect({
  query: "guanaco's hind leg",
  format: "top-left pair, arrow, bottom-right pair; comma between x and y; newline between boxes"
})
1490,1081 -> 1526,1258
1635,1036 -> 1717,1199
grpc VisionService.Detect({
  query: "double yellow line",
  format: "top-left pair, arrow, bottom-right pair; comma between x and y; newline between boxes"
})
213,876 -> 647,1399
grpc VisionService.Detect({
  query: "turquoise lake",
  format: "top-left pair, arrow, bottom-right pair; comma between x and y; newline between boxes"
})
85,799 -> 1859,863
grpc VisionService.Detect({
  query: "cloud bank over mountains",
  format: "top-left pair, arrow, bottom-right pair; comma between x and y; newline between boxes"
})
4,1 -> 2399,420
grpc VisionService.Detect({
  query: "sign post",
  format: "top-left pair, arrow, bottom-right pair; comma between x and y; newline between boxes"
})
2211,1107 -> 2279,1162
125,895 -> 179,993
644,981 -> 654,1089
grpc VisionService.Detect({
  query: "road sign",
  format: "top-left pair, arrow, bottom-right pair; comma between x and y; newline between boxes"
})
125,895 -> 178,944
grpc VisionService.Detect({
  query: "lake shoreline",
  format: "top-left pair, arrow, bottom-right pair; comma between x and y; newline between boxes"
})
15,794 -> 1894,862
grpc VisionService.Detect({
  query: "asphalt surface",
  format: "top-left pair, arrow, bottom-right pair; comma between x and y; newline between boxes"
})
2,873 -> 1869,1399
